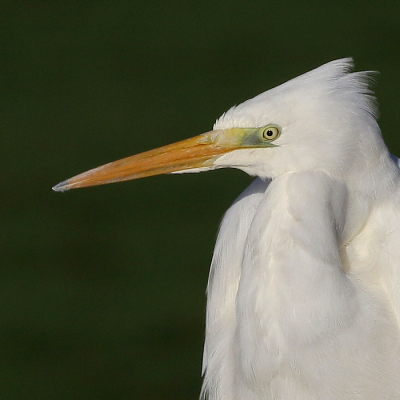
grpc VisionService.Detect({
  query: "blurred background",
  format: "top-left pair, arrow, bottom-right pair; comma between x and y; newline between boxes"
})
2,1 -> 400,399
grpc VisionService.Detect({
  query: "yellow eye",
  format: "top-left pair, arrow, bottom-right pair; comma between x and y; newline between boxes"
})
262,126 -> 280,141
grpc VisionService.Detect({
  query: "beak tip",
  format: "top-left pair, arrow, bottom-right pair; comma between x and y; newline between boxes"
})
52,180 -> 69,192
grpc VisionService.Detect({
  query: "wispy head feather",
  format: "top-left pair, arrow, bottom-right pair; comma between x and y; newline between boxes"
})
214,58 -> 379,129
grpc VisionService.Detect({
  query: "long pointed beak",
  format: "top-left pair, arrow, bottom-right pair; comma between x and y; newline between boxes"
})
52,129 -> 245,192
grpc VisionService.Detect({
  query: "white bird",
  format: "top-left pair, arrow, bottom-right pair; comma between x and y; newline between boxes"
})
53,58 -> 400,399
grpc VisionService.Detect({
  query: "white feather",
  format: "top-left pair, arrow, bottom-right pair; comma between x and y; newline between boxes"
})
201,59 -> 400,399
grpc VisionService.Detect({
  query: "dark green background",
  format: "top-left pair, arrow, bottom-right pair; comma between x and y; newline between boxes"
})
2,1 -> 400,399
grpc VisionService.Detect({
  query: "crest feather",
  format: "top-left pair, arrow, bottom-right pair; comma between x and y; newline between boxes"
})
214,58 -> 378,129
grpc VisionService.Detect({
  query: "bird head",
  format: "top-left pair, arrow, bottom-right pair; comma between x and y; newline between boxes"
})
53,58 -> 386,192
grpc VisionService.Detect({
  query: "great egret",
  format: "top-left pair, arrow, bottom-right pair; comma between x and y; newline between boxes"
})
53,58 -> 400,399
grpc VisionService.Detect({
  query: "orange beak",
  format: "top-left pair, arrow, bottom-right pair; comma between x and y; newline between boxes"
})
52,128 -> 247,192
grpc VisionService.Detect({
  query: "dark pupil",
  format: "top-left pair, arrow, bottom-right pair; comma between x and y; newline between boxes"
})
266,130 -> 273,136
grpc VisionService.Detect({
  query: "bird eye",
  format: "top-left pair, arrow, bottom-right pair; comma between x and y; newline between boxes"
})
261,126 -> 280,141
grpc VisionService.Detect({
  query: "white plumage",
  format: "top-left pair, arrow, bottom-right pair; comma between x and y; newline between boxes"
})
54,58 -> 400,399
202,59 -> 400,399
